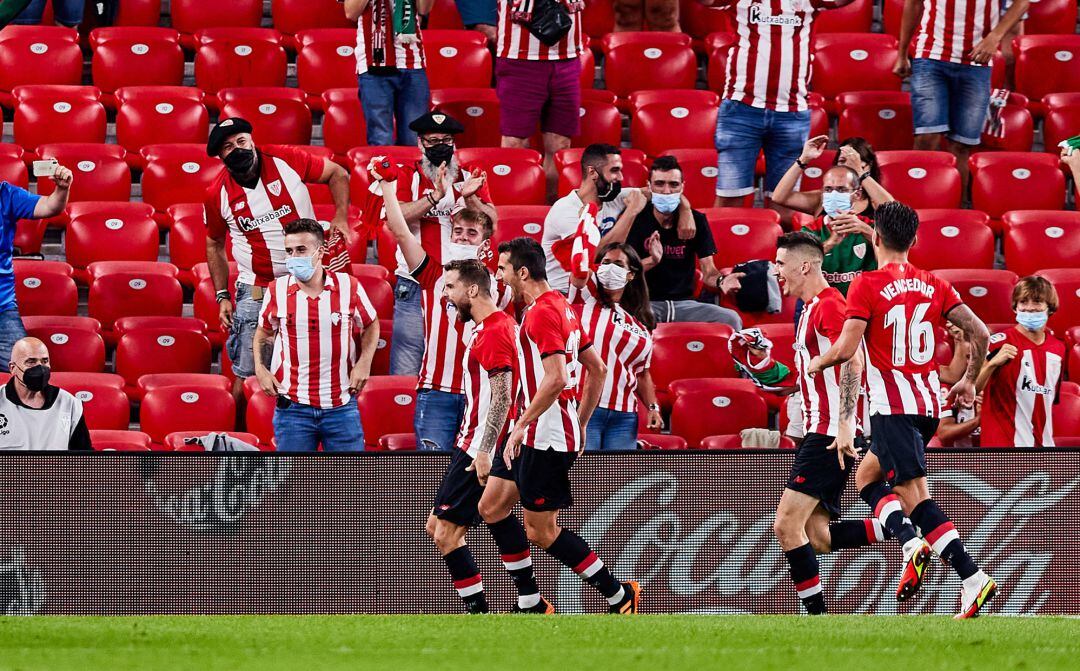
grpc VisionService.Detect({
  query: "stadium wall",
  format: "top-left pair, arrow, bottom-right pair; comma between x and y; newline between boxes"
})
0,451 -> 1076,616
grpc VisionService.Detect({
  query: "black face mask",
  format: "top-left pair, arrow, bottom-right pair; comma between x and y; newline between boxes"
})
424,143 -> 454,167
224,148 -> 257,176
19,364 -> 50,392
596,175 -> 622,203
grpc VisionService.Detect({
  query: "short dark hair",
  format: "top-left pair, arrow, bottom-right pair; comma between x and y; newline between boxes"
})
581,143 -> 620,175
283,218 -> 325,244
874,201 -> 920,252
443,259 -> 491,294
497,237 -> 547,281
649,155 -> 683,180
776,231 -> 825,261
835,136 -> 881,182
453,208 -> 494,239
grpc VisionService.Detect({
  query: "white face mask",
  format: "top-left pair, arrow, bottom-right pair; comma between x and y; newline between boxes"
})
596,263 -> 629,290
444,242 -> 480,262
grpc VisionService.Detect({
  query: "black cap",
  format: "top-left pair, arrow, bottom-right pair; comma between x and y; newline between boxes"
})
207,117 -> 254,157
408,110 -> 464,136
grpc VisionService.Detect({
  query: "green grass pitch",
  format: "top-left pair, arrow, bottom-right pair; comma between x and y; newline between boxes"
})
1,615 -> 1078,671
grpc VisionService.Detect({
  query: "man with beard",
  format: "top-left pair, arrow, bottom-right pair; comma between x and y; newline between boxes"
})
204,118 -> 354,396
369,111 -> 497,376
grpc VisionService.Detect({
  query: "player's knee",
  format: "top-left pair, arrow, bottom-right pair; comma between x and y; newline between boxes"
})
478,498 -> 507,524
772,514 -> 804,550
424,515 -> 437,540
432,523 -> 463,554
806,525 -> 832,554
523,516 -> 558,548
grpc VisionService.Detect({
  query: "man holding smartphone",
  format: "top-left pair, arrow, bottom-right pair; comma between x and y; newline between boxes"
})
0,161 -> 73,366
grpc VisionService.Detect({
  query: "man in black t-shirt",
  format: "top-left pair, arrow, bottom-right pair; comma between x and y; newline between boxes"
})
619,156 -> 743,328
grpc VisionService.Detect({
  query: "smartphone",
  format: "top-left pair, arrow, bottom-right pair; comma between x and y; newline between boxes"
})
32,159 -> 58,178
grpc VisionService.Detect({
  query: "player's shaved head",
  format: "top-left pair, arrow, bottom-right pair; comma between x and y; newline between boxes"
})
776,231 -> 825,263
10,337 -> 47,366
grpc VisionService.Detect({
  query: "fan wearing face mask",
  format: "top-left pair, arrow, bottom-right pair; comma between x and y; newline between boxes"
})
0,337 -> 91,450
568,235 -> 663,451
976,276 -> 1065,448
369,157 -> 512,454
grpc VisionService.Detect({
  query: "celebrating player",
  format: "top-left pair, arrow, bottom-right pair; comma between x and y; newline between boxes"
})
976,276 -> 1064,447
483,237 -> 641,614
808,202 -> 998,618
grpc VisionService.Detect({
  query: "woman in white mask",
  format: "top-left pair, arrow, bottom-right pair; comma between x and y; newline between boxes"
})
569,242 -> 664,450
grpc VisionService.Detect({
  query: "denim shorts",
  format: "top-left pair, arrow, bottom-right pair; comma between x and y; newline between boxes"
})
714,99 -> 810,198
12,0 -> 84,26
225,284 -> 263,378
584,407 -> 639,451
454,0 -> 497,26
414,388 -> 467,452
910,58 -> 992,146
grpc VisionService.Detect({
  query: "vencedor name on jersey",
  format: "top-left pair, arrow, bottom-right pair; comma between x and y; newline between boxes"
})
879,277 -> 936,301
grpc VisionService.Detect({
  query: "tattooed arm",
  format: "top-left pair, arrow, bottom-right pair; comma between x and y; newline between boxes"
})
946,304 -> 990,409
470,370 -> 513,486
252,326 -> 278,397
830,346 -> 864,469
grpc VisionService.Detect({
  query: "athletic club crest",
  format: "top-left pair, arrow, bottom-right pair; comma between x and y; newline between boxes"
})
266,180 -> 282,197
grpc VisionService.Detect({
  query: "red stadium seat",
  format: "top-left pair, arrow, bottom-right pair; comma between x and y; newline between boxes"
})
167,205 -> 209,288
88,268 -> 184,332
25,324 -> 105,372
455,147 -> 546,205
272,0 -> 353,44
1026,0 -> 1079,35
113,0 -> 161,25
933,269 -> 1019,324
1034,268 -> 1080,333
636,433 -> 689,450
12,87 -> 107,156
0,27 -> 82,107
22,315 -> 100,333
908,213 -> 995,271
65,207 -> 159,284
837,91 -> 913,152
53,373 -> 131,431
90,430 -> 152,451
602,36 -> 697,98
114,316 -> 207,341
241,376 -> 275,446
167,431 -> 263,451
370,318 -> 393,377
87,260 -> 178,283
115,87 -> 209,168
429,88 -> 501,148
700,433 -> 798,450
350,264 -> 391,283
580,45 -> 596,89
810,34 -> 901,107
876,151 -> 962,209
423,30 -> 493,90
374,433 -> 418,451
661,149 -> 719,209
573,99 -> 622,148
0,146 -> 27,187
1014,35 -> 1080,116
649,325 -> 737,408
36,143 -> 131,205
193,29 -> 288,99
427,0 -> 465,29
140,386 -> 236,445
194,275 -> 236,348
172,0 -> 262,45
970,152 -> 1065,230
322,88 -> 370,161
137,373 -> 229,401
492,205 -> 549,248
979,92 -> 1034,152
1052,393 -> 1080,437
581,0 -> 615,39
1006,219 -> 1080,279
13,219 -> 47,256
356,376 -> 418,447
13,258 -> 72,276
294,29 -> 359,109
706,31 -> 736,94
632,99 -> 719,158
88,27 -> 184,107
554,147 -> 648,195
13,268 -> 78,316
813,0 -> 873,33
702,208 -> 784,270
140,144 -> 224,217
1042,92 -> 1080,155
910,209 -> 994,268
218,87 -> 313,147
356,275 -> 394,318
669,378 -> 768,449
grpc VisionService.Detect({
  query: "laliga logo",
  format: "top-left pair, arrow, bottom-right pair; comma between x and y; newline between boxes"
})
142,456 -> 292,533
0,546 -> 45,616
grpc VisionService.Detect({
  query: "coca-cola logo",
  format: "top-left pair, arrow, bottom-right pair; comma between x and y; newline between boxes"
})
0,546 -> 44,616
141,456 -> 292,533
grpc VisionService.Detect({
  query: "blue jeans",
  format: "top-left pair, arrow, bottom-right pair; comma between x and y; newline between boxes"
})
0,308 -> 27,368
273,401 -> 365,452
12,0 -> 84,26
910,58 -> 992,145
715,99 -> 810,198
414,389 -> 467,452
585,407 -> 640,451
390,278 -> 425,375
455,0 -> 498,26
358,69 -> 431,146
225,284 -> 262,378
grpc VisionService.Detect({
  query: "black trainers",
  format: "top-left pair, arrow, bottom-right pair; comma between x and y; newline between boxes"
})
464,596 -> 489,614
608,581 -> 641,614
511,596 -> 555,614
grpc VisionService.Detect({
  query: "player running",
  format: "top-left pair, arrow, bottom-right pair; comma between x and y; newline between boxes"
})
483,236 -> 641,614
808,202 -> 998,618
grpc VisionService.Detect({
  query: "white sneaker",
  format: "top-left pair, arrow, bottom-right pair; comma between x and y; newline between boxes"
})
955,571 -> 997,619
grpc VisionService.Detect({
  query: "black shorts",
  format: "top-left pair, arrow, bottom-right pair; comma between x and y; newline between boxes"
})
489,437 -> 513,482
432,449 -> 484,528
868,414 -> 939,486
786,432 -> 856,519
515,445 -> 578,512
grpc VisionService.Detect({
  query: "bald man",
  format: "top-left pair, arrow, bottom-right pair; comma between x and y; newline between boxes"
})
0,337 -> 91,450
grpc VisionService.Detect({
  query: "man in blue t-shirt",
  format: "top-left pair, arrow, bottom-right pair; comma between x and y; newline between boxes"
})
1,164 -> 73,366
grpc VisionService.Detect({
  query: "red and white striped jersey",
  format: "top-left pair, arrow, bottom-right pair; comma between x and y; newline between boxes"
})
258,272 -> 378,409
370,161 -> 494,279
568,278 -> 653,413
205,147 -> 320,287
914,0 -> 1001,66
846,263 -> 963,418
794,287 -> 848,437
717,0 -> 829,112
496,0 -> 586,61
979,327 -> 1064,447
412,255 -> 512,394
354,5 -> 426,73
457,310 -> 520,457
516,290 -> 592,452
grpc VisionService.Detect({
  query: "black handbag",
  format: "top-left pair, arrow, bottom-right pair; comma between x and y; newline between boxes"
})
527,0 -> 573,46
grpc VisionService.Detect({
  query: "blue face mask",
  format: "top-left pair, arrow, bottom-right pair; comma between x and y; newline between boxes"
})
286,254 -> 317,282
822,191 -> 852,218
1016,310 -> 1048,331
652,192 -> 681,214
